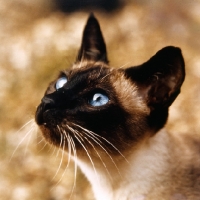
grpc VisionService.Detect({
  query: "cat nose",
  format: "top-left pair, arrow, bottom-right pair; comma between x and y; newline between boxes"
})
41,96 -> 56,111
35,95 -> 56,125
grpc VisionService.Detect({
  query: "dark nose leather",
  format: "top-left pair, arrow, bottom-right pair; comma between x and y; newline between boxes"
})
41,96 -> 56,112
35,89 -> 72,125
35,94 -> 57,125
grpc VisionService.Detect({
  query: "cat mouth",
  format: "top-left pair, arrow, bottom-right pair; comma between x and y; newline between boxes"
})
35,104 -> 55,126
35,103 -> 66,128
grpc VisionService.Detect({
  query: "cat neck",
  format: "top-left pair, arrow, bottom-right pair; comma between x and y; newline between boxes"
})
75,129 -> 175,200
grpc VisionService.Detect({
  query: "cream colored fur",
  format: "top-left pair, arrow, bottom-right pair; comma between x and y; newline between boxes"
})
76,129 -> 200,200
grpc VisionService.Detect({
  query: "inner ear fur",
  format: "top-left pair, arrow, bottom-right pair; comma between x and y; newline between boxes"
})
125,46 -> 185,130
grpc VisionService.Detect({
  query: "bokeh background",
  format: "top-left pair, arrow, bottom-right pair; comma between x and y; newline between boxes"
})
0,0 -> 200,199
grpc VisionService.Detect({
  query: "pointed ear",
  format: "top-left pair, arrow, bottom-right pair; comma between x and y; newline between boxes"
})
125,46 -> 185,109
76,13 -> 108,63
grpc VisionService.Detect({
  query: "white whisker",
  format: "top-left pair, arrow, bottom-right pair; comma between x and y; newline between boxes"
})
100,73 -> 111,83
67,125 -> 98,180
68,135 -> 77,200
9,121 -> 36,162
56,125 -> 63,158
37,136 -> 45,145
97,66 -> 103,78
50,146 -> 57,156
47,143 -> 54,153
88,130 -> 129,164
38,141 -> 48,152
24,127 -> 34,156
52,133 -> 65,181
63,130 -> 71,168
118,61 -> 132,69
14,119 -> 35,135
72,123 -> 129,164
59,126 -> 78,199
79,132 -> 112,180
74,124 -> 121,177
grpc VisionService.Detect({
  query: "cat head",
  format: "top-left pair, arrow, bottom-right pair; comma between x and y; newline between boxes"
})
35,14 -> 185,155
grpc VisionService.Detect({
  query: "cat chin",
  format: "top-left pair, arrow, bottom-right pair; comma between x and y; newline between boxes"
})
38,125 -> 61,147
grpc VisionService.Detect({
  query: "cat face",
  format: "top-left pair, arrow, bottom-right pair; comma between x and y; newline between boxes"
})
35,14 -> 185,156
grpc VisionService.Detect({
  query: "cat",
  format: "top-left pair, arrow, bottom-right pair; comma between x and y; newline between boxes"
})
35,14 -> 200,200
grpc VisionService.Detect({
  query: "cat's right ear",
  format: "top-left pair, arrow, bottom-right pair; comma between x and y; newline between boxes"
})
125,46 -> 185,109
76,13 -> 108,63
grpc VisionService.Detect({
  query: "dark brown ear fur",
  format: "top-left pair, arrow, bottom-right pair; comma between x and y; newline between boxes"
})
76,13 -> 108,63
125,46 -> 185,131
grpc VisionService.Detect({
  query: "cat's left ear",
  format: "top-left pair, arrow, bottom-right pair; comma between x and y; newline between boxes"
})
76,13 -> 108,63
125,46 -> 185,109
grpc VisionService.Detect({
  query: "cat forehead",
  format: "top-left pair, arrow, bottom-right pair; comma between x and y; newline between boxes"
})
62,62 -> 112,83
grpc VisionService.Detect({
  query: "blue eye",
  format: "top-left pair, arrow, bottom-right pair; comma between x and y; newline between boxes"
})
55,77 -> 68,90
89,93 -> 109,107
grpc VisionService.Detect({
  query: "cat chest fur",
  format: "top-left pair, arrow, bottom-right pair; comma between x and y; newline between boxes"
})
76,129 -> 197,200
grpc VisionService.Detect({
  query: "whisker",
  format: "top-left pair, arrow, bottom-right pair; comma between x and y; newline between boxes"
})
77,131 -> 112,180
118,61 -> 132,69
9,122 -> 36,162
71,123 -> 102,143
100,73 -> 111,83
68,135 -> 78,200
51,132 -> 65,181
38,141 -> 48,153
72,123 -> 129,163
56,125 -> 63,158
88,131 -> 129,164
23,128 -> 34,156
13,119 -> 35,135
47,143 -> 54,153
50,146 -> 57,156
67,125 -> 98,180
56,129 -> 77,200
37,133 -> 52,153
76,126 -> 121,177
51,136 -> 71,196
63,130 -> 71,168
97,65 -> 103,78
97,138 -> 128,164
59,127 -> 77,200
37,136 -> 45,145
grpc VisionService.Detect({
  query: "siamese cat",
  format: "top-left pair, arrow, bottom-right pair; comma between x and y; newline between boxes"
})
35,14 -> 200,200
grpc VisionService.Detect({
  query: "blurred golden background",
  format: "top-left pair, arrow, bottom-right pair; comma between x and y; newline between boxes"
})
0,0 -> 200,199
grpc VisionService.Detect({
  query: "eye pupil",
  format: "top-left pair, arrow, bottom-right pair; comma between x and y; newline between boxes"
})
55,77 -> 68,90
94,95 -> 101,101
89,92 -> 109,107
96,97 -> 101,101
